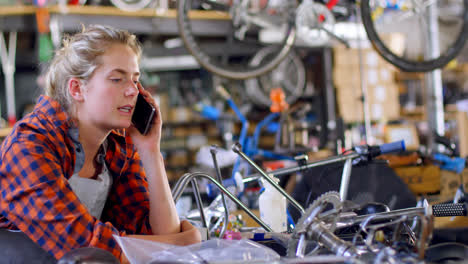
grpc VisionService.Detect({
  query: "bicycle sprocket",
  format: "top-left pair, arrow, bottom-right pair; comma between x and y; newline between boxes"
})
296,191 -> 342,232
287,191 -> 342,257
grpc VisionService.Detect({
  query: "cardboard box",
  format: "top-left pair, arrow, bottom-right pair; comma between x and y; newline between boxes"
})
393,165 -> 440,195
337,99 -> 364,123
384,124 -> 419,150
336,89 -> 400,122
367,84 -> 399,103
334,68 -> 398,99
383,99 -> 401,121
335,66 -> 397,87
334,47 -> 388,67
370,100 -> 400,121
440,170 -> 462,198
456,111 -> 468,157
336,83 -> 398,104
461,168 -> 468,192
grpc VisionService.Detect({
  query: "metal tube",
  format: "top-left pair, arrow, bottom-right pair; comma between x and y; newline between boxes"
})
310,222 -> 356,257
242,176 -> 260,183
339,207 -> 425,227
232,142 -> 305,214
210,147 -> 229,239
355,7 -> 373,145
339,158 -> 353,200
248,152 -> 360,179
172,172 -> 274,232
190,178 -> 210,240
424,1 -> 444,152
172,173 -> 195,200
0,32 -> 17,125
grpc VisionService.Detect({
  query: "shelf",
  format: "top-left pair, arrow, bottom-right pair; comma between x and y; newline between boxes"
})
0,5 -> 231,35
0,5 -> 37,16
0,5 -> 229,19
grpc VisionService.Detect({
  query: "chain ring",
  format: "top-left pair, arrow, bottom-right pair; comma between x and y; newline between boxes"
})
287,191 -> 342,257
297,191 -> 342,232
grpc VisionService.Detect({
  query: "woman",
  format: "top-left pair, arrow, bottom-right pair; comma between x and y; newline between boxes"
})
0,25 -> 201,262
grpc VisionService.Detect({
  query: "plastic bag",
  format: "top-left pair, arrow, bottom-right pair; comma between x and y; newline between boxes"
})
114,236 -> 280,264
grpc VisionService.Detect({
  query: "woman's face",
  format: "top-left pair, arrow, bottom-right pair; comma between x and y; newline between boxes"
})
77,43 -> 140,132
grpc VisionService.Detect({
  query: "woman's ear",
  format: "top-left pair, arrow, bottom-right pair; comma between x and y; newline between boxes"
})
68,78 -> 84,101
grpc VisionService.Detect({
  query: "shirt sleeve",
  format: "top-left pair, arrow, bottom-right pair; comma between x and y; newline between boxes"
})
101,149 -> 153,235
0,138 -> 124,260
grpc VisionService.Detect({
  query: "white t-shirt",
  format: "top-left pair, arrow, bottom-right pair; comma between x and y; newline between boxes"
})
68,142 -> 112,219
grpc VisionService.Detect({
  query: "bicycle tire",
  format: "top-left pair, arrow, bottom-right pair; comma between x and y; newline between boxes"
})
110,0 -> 151,12
245,46 -> 306,107
177,0 -> 297,80
361,0 -> 468,72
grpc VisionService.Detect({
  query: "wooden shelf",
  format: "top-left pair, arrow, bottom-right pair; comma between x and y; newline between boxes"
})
0,5 -> 36,16
0,5 -> 230,19
0,5 -> 232,35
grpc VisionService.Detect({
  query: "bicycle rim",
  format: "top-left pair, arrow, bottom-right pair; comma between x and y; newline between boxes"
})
245,47 -> 306,107
361,0 -> 468,72
177,0 -> 298,80
110,0 -> 151,11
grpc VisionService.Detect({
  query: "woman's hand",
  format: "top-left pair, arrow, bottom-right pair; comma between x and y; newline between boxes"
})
128,83 -> 162,155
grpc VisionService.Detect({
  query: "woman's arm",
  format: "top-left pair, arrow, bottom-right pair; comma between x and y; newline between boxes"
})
0,139 -> 124,260
128,84 -> 180,235
137,149 -> 180,235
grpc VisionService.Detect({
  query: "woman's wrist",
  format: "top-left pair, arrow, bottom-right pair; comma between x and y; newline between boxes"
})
138,147 -> 164,175
137,144 -> 161,159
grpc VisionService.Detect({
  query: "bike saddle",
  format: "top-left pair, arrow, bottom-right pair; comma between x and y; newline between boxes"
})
57,247 -> 119,264
425,242 -> 468,263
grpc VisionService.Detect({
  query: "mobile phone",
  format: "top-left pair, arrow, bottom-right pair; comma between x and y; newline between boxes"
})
132,93 -> 156,135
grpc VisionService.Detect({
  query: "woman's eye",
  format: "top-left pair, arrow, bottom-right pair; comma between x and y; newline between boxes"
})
111,79 -> 121,83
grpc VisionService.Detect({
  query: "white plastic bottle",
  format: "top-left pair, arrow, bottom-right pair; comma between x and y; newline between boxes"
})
258,177 -> 287,232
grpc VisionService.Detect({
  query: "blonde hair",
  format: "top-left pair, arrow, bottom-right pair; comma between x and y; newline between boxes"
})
45,24 -> 142,113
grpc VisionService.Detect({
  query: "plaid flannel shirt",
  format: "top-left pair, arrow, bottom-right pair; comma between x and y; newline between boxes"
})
0,95 -> 153,260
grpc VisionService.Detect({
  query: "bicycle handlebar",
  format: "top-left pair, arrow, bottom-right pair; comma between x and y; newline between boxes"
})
354,140 -> 406,159
431,203 -> 467,217
341,202 -> 468,229
379,140 -> 406,155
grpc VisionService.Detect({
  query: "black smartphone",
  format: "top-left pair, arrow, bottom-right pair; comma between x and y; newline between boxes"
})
132,93 -> 156,135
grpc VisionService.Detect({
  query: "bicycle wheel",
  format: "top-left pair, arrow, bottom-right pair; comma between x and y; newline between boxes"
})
361,0 -> 468,72
177,0 -> 298,80
110,0 -> 151,12
245,46 -> 306,108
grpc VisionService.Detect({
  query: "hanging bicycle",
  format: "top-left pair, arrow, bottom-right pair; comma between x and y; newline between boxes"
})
177,0 -> 299,80
176,0 -> 468,79
360,0 -> 468,72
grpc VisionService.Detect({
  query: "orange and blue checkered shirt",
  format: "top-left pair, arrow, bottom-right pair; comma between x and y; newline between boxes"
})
0,95 -> 153,260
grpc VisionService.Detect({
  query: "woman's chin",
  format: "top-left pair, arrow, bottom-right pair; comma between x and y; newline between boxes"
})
112,121 -> 132,130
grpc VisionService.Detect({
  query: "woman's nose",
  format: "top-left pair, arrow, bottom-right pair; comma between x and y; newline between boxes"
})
125,82 -> 138,96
